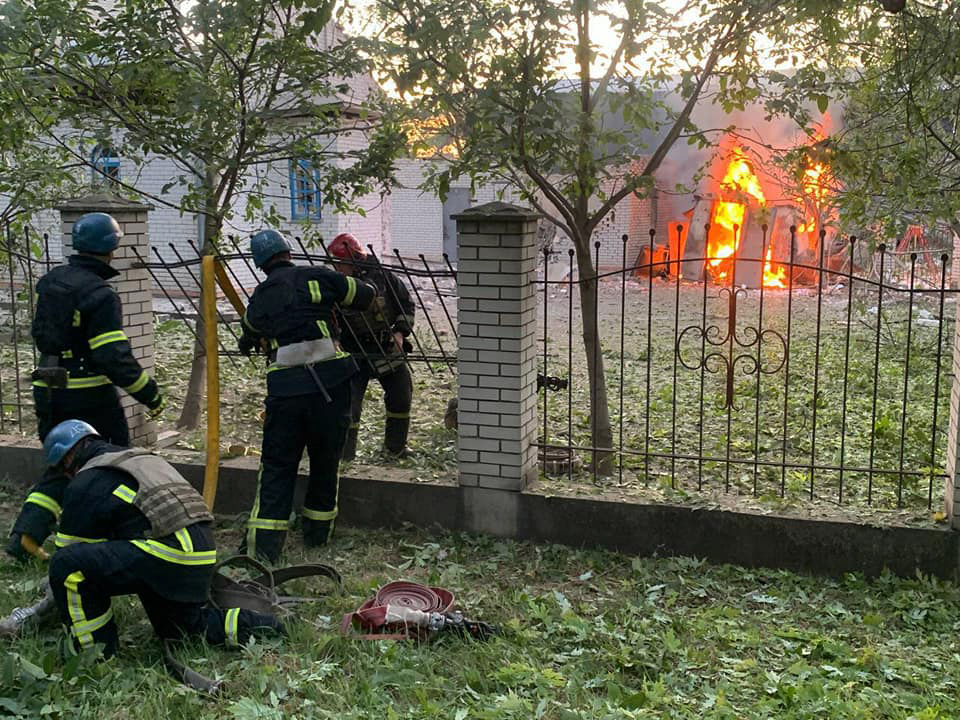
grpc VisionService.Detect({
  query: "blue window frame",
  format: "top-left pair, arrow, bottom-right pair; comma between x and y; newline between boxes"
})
289,159 -> 322,220
91,144 -> 121,185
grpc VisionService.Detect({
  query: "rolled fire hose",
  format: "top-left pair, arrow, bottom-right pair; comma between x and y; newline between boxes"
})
341,581 -> 496,640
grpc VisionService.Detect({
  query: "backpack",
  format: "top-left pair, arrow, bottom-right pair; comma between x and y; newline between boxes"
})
32,268 -> 107,355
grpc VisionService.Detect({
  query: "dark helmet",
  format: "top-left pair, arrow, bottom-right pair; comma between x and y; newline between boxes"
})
327,233 -> 366,261
72,213 -> 122,254
43,419 -> 99,467
250,229 -> 291,269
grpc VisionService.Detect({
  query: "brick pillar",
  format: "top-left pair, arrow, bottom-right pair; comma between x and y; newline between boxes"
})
454,202 -> 539,536
57,194 -> 157,446
946,233 -> 960,526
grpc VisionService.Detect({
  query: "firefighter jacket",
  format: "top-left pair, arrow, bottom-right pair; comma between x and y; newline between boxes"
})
238,261 -> 377,398
10,472 -> 66,553
54,439 -> 216,602
337,260 -> 416,357
31,255 -> 162,410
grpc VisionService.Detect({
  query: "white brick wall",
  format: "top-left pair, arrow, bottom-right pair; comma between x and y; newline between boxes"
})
58,202 -> 157,446
538,174 -> 656,271
391,159 -> 521,262
456,204 -> 540,490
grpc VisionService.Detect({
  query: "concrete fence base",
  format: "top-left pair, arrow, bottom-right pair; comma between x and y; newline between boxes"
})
0,437 -> 955,580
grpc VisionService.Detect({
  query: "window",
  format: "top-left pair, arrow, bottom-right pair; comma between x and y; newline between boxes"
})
289,159 -> 322,220
91,144 -> 121,185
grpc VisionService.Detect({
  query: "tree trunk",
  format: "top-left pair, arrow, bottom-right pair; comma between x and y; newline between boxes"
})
176,187 -> 219,429
575,240 -> 615,475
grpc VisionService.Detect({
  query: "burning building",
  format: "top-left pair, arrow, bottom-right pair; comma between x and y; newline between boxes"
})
656,134 -> 835,289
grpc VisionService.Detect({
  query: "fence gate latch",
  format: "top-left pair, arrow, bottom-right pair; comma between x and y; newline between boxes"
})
537,373 -> 568,392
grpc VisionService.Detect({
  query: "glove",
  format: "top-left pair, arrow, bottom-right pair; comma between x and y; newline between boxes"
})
238,335 -> 257,357
147,393 -> 166,419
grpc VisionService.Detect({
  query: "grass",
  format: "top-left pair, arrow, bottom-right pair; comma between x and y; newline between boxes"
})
0,504 -> 958,719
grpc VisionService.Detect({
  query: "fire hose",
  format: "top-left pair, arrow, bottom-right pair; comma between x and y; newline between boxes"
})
340,581 -> 497,641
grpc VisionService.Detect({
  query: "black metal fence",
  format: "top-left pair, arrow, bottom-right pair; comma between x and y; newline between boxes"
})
138,236 -> 459,455
0,224 -> 55,436
138,235 -> 459,372
536,226 -> 957,512
0,223 -> 459,458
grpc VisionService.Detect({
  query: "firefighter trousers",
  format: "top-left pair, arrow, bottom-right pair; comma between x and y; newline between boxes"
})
33,386 -> 130,445
243,381 -> 351,563
343,363 -> 413,459
49,539 -> 280,657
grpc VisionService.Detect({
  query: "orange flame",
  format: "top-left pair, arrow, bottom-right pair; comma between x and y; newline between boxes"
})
796,161 -> 827,240
707,148 -> 765,282
763,244 -> 787,288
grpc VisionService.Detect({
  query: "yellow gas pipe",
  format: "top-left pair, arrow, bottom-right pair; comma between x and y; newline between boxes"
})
201,255 -> 220,510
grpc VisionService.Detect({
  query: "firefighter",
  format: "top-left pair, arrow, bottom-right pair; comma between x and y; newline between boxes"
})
6,212 -> 164,562
327,233 -> 415,460
44,419 -> 282,657
237,229 -> 377,562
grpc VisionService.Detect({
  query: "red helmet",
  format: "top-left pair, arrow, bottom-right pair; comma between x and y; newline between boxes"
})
328,233 -> 366,261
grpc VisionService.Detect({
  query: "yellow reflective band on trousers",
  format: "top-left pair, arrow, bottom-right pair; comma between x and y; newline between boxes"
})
32,374 -> 111,390
72,310 -> 81,327
302,506 -> 337,522
316,320 -> 330,337
64,571 -> 95,648
88,330 -> 128,350
303,474 -> 339,543
26,492 -> 61,519
343,276 -> 357,306
225,608 -> 240,646
131,539 -> 216,566
72,608 -> 114,644
247,518 -> 289,530
112,484 -> 136,503
308,280 -> 323,304
246,464 -> 290,559
124,371 -> 150,394
55,533 -> 106,548
385,411 -> 410,419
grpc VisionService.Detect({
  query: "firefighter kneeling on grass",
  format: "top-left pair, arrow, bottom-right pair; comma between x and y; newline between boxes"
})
237,230 -> 378,562
44,420 -> 282,657
327,233 -> 416,460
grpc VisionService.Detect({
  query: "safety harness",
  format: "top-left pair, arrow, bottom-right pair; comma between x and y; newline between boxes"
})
340,581 -> 497,641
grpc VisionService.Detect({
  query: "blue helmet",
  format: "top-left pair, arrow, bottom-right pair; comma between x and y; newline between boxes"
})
43,419 -> 99,467
72,212 -> 122,254
250,229 -> 291,269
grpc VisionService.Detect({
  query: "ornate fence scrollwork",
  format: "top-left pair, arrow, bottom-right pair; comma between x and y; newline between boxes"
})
676,287 -> 787,410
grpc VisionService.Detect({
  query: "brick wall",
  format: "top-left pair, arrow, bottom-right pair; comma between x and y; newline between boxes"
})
455,202 -> 539,491
944,228 -> 960,525
391,159 -> 522,262
57,196 -> 157,446
391,160 -> 445,260
531,176 -> 656,272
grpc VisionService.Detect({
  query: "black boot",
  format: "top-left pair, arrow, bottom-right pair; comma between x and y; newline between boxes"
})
302,518 -> 334,547
384,415 -> 410,457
